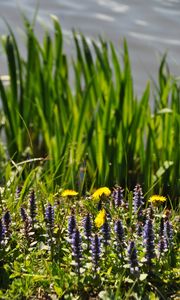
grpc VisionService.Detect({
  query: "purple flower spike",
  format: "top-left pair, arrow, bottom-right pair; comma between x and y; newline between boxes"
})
68,210 -> 76,238
20,206 -> 28,222
164,220 -> 173,247
143,219 -> 156,265
0,219 -> 5,244
45,203 -> 55,232
136,221 -> 143,236
127,240 -> 139,274
20,207 -> 32,242
112,186 -> 124,208
102,219 -> 110,246
16,186 -> 22,200
158,217 -> 167,256
83,213 -> 92,240
114,219 -> 124,244
3,211 -> 11,235
91,234 -> 101,271
133,184 -> 144,219
71,228 -> 82,272
158,237 -> 167,255
159,217 -> 165,236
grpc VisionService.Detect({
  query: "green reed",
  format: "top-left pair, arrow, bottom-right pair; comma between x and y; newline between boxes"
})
0,17 -> 179,200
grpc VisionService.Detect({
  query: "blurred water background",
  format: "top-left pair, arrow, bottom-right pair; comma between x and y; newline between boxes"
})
0,0 -> 180,96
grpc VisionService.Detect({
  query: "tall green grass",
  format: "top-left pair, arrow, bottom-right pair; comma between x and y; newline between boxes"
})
0,17 -> 179,200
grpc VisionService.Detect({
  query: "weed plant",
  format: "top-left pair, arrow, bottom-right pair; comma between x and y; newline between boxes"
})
0,181 -> 179,299
0,17 -> 179,201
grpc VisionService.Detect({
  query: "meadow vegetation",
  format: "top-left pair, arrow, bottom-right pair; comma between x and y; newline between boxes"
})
0,17 -> 179,299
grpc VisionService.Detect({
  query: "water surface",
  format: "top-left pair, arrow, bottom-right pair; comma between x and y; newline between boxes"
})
0,0 -> 180,96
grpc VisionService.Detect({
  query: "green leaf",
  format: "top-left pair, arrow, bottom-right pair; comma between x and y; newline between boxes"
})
157,108 -> 173,114
54,285 -> 63,297
139,273 -> 148,281
153,161 -> 174,182
125,277 -> 134,283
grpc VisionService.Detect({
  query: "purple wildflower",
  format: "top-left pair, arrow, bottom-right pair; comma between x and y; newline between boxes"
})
147,205 -> 154,220
112,186 -> 124,208
164,220 -> 173,247
158,237 -> 167,255
136,221 -> 143,236
133,184 -> 144,219
3,211 -> 11,236
45,203 -> 55,233
127,240 -> 139,274
23,219 -> 32,242
91,234 -> 101,271
158,218 -> 167,255
114,219 -> 124,245
20,206 -> 32,242
159,217 -> 165,236
83,213 -> 92,241
143,219 -> 156,265
71,228 -> 82,273
102,219 -> 110,246
16,186 -> 22,200
68,210 -> 76,238
20,206 -> 28,222
0,219 -> 5,244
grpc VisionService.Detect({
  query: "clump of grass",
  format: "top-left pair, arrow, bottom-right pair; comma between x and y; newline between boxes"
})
0,181 -> 179,299
0,16 -> 179,201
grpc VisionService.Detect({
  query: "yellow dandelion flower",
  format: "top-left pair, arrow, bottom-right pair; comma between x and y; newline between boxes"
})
95,208 -> 106,228
92,187 -> 111,200
61,189 -> 79,197
148,195 -> 166,203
